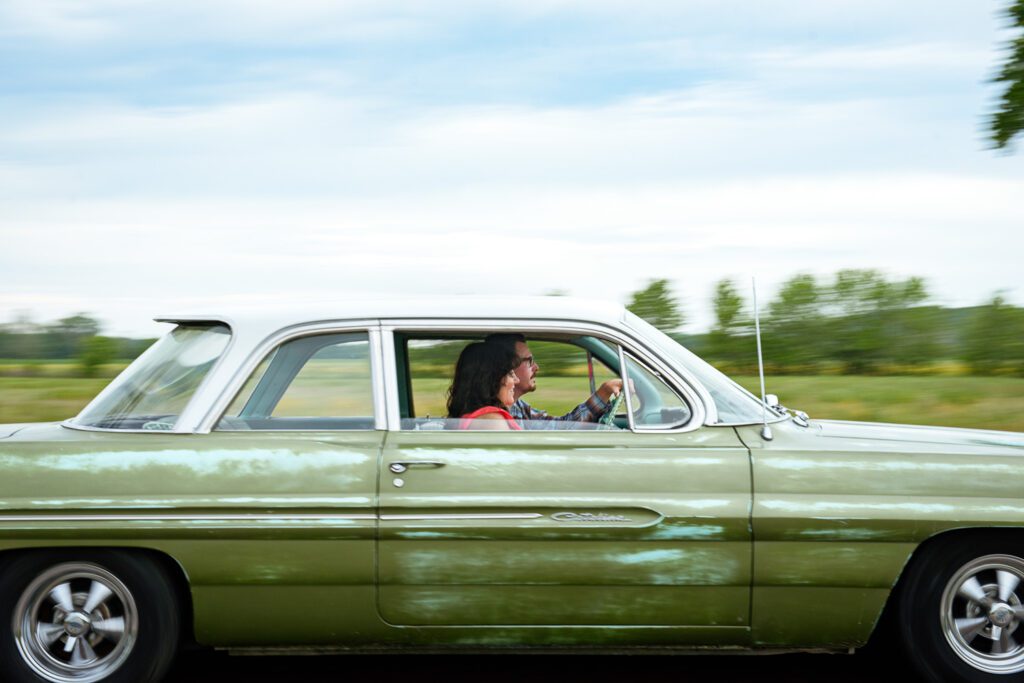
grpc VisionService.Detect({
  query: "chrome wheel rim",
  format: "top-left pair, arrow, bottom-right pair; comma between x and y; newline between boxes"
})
13,562 -> 138,683
941,554 -> 1024,674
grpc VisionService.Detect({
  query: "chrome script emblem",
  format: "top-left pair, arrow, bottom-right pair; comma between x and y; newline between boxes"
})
551,512 -> 632,523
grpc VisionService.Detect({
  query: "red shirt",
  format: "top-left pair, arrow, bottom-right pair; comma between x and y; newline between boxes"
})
458,406 -> 522,430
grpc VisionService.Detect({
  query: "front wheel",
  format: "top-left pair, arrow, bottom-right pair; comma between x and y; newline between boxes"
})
0,551 -> 179,683
900,537 -> 1024,681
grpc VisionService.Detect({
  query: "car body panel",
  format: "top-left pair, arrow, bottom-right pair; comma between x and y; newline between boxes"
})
378,427 -> 751,633
739,419 -> 1024,646
0,427 -> 382,645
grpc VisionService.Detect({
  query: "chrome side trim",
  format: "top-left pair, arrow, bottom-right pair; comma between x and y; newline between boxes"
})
0,514 -> 376,523
380,513 -> 542,521
0,513 -> 542,523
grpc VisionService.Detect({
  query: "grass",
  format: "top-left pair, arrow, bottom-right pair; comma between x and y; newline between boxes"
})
730,375 -> 1024,432
7,373 -> 1024,432
0,377 -> 115,423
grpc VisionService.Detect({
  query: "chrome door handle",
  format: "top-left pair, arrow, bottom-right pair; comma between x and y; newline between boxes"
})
389,461 -> 446,474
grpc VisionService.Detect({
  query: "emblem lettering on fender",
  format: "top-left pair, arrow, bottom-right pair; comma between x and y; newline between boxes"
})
551,512 -> 632,523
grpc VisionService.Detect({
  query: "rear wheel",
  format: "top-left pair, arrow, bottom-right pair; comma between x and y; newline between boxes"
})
0,551 -> 179,683
900,537 -> 1024,681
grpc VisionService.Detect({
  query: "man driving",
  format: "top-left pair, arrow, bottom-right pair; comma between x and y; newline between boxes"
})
485,333 -> 624,428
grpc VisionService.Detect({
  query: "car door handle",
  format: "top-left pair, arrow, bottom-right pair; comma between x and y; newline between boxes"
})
389,461 -> 446,474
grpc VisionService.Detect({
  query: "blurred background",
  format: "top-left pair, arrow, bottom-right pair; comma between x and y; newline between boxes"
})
2,0 -> 1023,429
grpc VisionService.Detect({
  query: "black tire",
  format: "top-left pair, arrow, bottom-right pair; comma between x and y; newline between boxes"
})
899,535 -> 1024,682
0,550 -> 179,683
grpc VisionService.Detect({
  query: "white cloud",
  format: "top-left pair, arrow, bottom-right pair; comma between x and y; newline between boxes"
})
0,0 -> 999,46
2,171 -> 1021,335
0,0 -> 113,41
3,80 -> 1000,211
753,43 -> 993,72
0,1 -> 1018,337
0,0 -> 431,44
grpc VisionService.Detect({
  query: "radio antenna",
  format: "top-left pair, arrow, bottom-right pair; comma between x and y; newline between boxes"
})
752,277 -> 773,441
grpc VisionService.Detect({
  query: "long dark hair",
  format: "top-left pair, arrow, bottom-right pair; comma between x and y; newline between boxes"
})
446,341 -> 520,418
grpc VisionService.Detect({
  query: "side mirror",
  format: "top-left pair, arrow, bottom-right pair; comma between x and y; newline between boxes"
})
765,394 -> 780,407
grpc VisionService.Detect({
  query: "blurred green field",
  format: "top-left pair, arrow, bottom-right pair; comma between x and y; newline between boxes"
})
0,377 -> 116,423
0,359 -> 127,379
730,376 -> 1024,432
4,373 -> 1024,432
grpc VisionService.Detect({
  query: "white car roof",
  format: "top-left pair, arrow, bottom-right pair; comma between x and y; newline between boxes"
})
156,296 -> 630,337
70,295 -> 747,433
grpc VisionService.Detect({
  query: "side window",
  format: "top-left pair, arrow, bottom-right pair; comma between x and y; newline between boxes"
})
523,340 -> 618,418
398,335 -> 622,431
405,339 -> 464,419
216,332 -> 374,431
623,353 -> 692,429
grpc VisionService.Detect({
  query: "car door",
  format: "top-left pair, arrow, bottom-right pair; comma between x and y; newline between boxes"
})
189,326 -> 386,645
376,324 -> 752,644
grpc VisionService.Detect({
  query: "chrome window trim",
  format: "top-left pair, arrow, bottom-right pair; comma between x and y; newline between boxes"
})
60,422 -> 202,436
198,319 -> 383,434
63,319 -> 236,435
173,321 -> 238,432
617,344 -> 637,431
715,414 -> 790,428
378,317 -> 713,433
368,328 -> 388,431
379,325 -> 403,430
200,428 -> 383,434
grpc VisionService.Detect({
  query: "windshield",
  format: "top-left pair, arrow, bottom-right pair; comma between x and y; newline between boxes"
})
623,311 -> 767,424
71,323 -> 231,430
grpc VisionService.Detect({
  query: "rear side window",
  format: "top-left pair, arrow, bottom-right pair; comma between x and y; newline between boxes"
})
216,332 -> 375,431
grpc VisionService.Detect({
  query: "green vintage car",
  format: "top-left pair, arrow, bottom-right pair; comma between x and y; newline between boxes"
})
1,298 -> 1023,682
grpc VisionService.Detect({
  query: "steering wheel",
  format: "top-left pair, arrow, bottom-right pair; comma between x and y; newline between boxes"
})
598,392 -> 625,428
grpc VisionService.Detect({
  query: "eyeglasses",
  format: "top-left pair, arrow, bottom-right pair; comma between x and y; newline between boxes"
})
517,355 -> 535,367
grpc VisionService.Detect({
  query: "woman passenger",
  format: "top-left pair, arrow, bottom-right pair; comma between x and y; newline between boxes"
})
447,341 -> 521,430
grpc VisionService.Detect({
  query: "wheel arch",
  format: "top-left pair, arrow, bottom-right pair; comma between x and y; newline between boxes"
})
868,526 -> 1024,648
0,545 -> 197,647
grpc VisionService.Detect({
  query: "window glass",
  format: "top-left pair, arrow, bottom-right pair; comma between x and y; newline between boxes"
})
523,340 -> 618,418
73,323 -> 230,431
217,332 -> 374,431
623,354 -> 692,429
400,335 -> 622,431
624,311 -> 766,423
406,339 -> 464,419
225,349 -> 276,416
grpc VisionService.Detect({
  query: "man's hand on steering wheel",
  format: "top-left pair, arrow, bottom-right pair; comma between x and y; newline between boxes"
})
596,378 -> 635,403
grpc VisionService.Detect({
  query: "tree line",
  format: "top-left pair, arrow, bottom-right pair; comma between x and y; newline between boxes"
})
0,314 -> 153,377
627,273 -> 1024,377
4,272 -> 1024,379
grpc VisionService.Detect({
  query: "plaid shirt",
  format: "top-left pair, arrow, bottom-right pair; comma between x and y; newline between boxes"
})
508,392 -> 610,429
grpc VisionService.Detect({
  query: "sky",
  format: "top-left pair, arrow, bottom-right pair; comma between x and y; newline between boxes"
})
1,0 -> 1022,337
